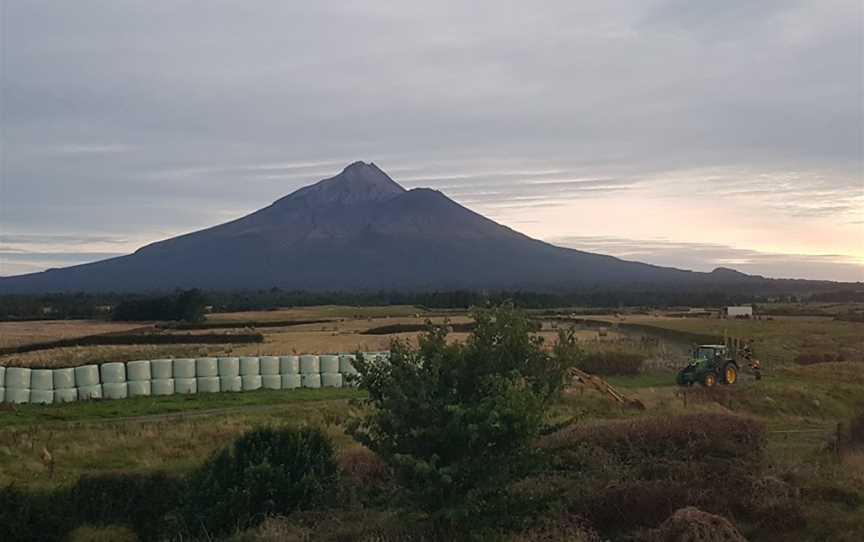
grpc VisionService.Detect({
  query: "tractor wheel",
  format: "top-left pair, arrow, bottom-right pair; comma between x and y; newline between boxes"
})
722,363 -> 738,385
703,373 -> 717,387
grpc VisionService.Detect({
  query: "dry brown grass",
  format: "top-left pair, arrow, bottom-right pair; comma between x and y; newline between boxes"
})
207,305 -> 424,322
0,320 -> 144,349
0,344 -> 211,368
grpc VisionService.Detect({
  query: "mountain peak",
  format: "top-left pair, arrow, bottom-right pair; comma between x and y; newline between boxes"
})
276,160 -> 406,207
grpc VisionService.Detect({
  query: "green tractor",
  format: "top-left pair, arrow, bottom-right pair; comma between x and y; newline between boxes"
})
676,344 -> 740,387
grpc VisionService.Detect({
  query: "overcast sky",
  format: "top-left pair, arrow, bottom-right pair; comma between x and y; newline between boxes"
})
1,0 -> 862,281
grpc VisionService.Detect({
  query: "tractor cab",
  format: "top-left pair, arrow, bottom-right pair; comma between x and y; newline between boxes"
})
676,344 -> 739,387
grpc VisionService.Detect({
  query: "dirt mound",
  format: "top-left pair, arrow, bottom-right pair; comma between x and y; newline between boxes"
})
647,507 -> 746,542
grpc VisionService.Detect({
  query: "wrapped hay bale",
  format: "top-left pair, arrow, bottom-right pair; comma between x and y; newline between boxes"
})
321,373 -> 343,388
218,357 -> 240,377
53,368 -> 76,389
339,354 -> 357,375
31,369 -> 54,390
173,358 -> 196,379
0,366 -> 4,387
260,356 -> 279,375
197,376 -> 221,393
196,358 -> 218,377
242,374 -> 262,391
103,383 -> 128,400
151,359 -> 173,379
319,355 -> 339,373
100,362 -> 126,383
30,390 -> 54,404
302,373 -> 321,389
240,357 -> 260,376
175,378 -> 197,394
6,367 -> 32,389
75,365 -> 100,387
281,374 -> 302,389
78,384 -> 103,400
0,388 -> 4,402
5,388 -> 30,403
126,360 -> 151,381
127,381 -> 151,397
54,388 -> 78,403
279,356 -> 299,374
300,355 -> 320,374
220,376 -> 242,392
151,379 -> 175,396
261,375 -> 281,389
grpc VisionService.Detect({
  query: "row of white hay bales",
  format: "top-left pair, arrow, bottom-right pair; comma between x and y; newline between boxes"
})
0,352 -> 388,405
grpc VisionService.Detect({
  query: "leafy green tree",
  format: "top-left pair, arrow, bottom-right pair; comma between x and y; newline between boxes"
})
349,303 -> 581,519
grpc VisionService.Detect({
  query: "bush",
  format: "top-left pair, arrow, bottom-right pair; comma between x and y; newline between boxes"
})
70,473 -> 182,541
181,427 -> 338,537
795,352 -> 845,365
577,349 -> 645,376
349,304 -> 581,519
0,486 -> 69,542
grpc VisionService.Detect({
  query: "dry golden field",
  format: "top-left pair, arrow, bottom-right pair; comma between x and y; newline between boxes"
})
0,320 -> 145,349
0,307 -> 620,369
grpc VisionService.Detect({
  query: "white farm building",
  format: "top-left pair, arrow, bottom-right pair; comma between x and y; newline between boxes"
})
723,306 -> 753,318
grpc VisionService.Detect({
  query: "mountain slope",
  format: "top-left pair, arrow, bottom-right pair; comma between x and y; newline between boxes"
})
0,161 -> 774,293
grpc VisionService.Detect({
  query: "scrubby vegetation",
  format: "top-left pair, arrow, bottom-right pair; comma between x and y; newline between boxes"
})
111,289 -> 208,322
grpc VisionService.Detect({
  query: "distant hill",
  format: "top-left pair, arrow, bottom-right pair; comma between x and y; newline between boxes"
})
0,161 -> 850,293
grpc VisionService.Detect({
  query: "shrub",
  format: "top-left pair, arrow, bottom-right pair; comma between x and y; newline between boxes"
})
349,304 -> 582,519
70,473 -> 182,541
0,486 -> 70,542
576,349 -> 645,376
850,411 -> 864,448
181,427 -> 338,537
795,352 -> 845,365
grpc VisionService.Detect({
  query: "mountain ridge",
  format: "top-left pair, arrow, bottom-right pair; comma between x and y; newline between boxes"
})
0,161 -> 848,293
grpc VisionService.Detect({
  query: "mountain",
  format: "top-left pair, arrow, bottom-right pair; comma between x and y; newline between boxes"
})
0,161 -> 818,293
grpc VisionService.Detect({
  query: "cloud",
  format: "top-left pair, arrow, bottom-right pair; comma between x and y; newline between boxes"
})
1,0 -> 861,281
549,235 -> 864,282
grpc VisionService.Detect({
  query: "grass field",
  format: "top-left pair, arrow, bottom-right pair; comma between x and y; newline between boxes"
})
2,304 -> 862,539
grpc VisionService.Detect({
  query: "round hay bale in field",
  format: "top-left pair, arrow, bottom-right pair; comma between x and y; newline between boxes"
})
6,367 -> 32,389
261,374 -> 281,389
242,374 -> 262,391
173,358 -> 196,379
174,378 -> 197,394
127,381 -> 151,397
302,373 -> 321,389
103,383 -> 128,400
54,388 -> 77,403
53,368 -> 76,389
100,362 -> 126,383
78,384 -> 103,401
126,360 -> 151,381
151,379 -> 175,396
280,356 -> 299,374
319,355 -> 339,373
0,366 -> 5,387
339,354 -> 357,375
649,506 -> 746,542
30,369 -> 54,390
150,359 -> 173,379
281,374 -> 301,389
240,357 -> 260,376
5,388 -> 30,404
197,376 -> 220,393
218,357 -> 240,377
30,390 -> 54,404
220,375 -> 242,392
75,365 -> 100,387
260,356 -> 279,375
321,373 -> 343,388
196,358 -> 218,377
300,355 -> 320,374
